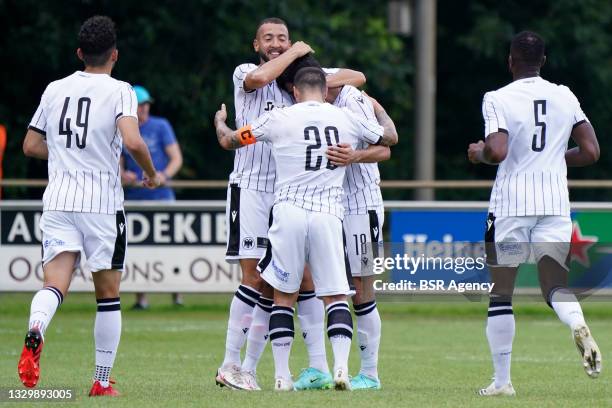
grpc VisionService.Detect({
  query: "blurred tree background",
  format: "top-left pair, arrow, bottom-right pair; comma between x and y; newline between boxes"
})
0,0 -> 610,201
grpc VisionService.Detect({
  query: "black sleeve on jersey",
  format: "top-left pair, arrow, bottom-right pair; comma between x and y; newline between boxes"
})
572,120 -> 587,129
28,125 -> 46,136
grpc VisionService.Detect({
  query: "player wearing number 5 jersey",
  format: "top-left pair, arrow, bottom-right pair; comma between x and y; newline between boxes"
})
468,31 -> 601,397
215,67 -> 397,391
19,16 -> 160,397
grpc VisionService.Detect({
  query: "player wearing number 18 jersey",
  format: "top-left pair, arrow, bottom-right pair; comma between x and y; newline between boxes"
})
18,16 -> 160,396
468,31 -> 601,397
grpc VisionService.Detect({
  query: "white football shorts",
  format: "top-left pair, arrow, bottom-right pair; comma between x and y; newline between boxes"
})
258,203 -> 354,297
40,210 -> 127,272
225,183 -> 275,263
485,213 -> 571,270
343,208 -> 385,277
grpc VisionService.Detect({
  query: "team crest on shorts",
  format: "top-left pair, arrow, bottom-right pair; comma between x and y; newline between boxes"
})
242,237 -> 255,249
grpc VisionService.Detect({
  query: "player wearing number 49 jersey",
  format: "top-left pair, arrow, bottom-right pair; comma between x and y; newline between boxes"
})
19,16 -> 160,397
468,31 -> 601,397
215,67 -> 397,391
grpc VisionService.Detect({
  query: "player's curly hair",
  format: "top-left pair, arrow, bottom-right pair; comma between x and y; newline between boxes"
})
510,31 -> 545,66
277,54 -> 322,93
78,15 -> 117,67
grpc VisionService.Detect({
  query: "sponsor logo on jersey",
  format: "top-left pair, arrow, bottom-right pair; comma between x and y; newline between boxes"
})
119,222 -> 125,235
231,210 -> 238,223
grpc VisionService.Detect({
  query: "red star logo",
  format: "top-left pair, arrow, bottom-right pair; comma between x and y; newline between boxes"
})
570,222 -> 598,267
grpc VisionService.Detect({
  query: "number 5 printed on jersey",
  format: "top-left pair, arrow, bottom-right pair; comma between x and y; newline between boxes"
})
532,100 -> 546,152
59,97 -> 91,149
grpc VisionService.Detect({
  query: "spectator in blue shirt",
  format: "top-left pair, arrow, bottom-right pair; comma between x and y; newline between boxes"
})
121,85 -> 184,309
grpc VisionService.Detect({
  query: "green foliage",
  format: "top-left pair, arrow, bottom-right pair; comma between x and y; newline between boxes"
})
0,0 -> 411,199
438,0 -> 612,200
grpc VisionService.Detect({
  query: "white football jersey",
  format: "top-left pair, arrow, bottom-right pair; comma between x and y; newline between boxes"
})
230,63 -> 293,193
249,101 -> 384,219
29,71 -> 137,214
483,76 -> 588,217
332,85 -> 384,214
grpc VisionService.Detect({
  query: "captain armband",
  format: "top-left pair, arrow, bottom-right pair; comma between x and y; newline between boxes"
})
237,125 -> 257,145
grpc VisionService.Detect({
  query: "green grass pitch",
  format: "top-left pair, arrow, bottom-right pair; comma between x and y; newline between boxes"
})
0,293 -> 610,407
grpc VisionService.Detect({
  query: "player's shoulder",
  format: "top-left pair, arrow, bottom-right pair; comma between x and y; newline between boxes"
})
548,81 -> 578,102
272,104 -> 293,116
44,71 -> 80,94
341,84 -> 362,99
233,63 -> 258,77
481,87 -> 508,107
108,77 -> 133,92
334,104 -> 363,121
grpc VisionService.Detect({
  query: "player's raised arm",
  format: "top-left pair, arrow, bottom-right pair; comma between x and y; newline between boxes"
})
566,121 -> 600,166
118,116 -> 160,188
214,103 -> 259,150
370,97 -> 398,146
326,68 -> 366,88
245,41 -> 313,91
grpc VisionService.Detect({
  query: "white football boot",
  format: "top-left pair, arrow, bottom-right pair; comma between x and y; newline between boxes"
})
240,370 -> 261,391
274,377 -> 294,391
478,381 -> 516,397
215,364 -> 244,389
573,324 -> 602,378
333,367 -> 351,391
